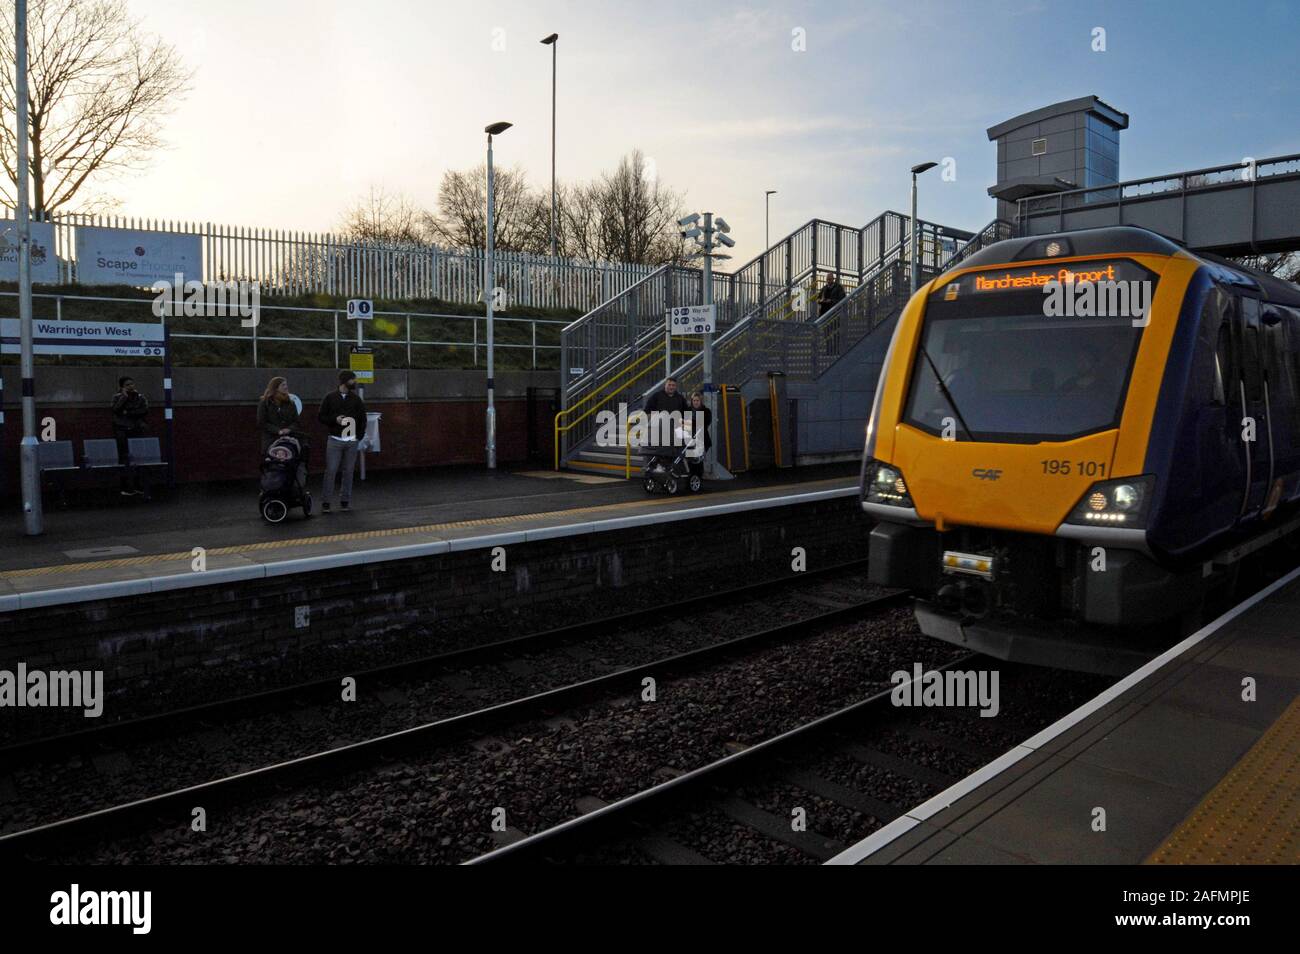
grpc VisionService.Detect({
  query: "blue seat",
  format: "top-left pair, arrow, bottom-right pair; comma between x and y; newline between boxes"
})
36,440 -> 78,473
128,437 -> 166,468
83,439 -> 122,469
37,439 -> 80,508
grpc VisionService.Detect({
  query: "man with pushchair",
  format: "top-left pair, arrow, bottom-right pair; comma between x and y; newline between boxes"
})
640,378 -> 710,495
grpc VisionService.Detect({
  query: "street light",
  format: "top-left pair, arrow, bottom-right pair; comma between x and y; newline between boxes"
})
677,211 -> 734,480
540,33 -> 558,258
764,190 -> 777,249
14,0 -> 41,534
484,120 -> 512,470
910,161 -> 938,296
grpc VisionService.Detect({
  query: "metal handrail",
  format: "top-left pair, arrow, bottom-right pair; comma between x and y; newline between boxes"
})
553,346 -> 666,467
555,210 -> 975,468
653,225 -> 923,402
930,219 -> 1014,273
553,349 -> 692,469
1017,152 -> 1300,220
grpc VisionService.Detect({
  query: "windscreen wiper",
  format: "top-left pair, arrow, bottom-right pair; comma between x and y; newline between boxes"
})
919,344 -> 975,441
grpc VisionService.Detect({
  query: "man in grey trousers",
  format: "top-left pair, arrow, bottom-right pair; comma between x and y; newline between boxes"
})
318,370 -> 367,513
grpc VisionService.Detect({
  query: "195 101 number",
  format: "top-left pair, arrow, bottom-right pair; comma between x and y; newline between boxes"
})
1040,459 -> 1106,477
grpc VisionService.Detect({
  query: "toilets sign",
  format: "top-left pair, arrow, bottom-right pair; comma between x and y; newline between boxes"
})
0,318 -> 166,357
667,304 -> 716,335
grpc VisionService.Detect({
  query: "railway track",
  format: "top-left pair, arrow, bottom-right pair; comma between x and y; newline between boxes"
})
1,580 -> 908,861
1,557 -> 877,769
465,654 -> 987,864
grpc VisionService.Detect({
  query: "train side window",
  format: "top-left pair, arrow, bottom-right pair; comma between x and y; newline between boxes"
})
1213,323 -> 1229,405
1240,296 -> 1264,401
1211,290 -> 1235,406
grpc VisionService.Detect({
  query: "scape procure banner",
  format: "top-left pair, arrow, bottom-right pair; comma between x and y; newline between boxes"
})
74,226 -> 202,286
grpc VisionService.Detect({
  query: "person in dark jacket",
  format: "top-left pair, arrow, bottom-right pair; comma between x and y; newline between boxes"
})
257,376 -> 305,453
817,274 -> 846,317
644,376 -> 689,449
318,370 -> 367,513
688,390 -> 712,479
258,375 -> 308,488
111,376 -> 149,495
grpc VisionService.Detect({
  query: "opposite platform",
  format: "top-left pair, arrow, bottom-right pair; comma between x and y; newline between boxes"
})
0,464 -> 859,610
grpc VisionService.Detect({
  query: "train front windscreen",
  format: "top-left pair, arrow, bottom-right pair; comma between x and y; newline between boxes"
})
903,259 -> 1158,444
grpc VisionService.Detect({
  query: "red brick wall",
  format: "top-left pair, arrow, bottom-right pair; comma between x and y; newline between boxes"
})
1,397 -> 555,489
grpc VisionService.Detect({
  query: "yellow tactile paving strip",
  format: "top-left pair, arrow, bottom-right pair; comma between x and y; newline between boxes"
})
2,478 -> 855,580
1147,695 -> 1300,864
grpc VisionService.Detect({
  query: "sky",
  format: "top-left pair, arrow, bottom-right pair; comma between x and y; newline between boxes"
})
108,0 -> 1300,263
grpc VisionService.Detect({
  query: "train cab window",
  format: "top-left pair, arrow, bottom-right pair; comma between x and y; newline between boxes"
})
904,286 -> 1150,443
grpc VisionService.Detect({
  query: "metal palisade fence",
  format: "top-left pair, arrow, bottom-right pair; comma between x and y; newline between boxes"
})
1,209 -> 657,310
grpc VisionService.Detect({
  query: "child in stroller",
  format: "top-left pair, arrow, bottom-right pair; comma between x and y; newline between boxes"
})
259,434 -> 313,522
641,415 -> 705,495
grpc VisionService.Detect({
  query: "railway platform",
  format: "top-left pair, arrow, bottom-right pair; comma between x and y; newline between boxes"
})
0,463 -> 858,607
0,463 -> 866,740
830,567 -> 1300,865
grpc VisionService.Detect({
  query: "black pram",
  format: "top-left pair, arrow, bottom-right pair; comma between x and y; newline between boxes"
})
259,434 -> 312,522
641,423 -> 705,496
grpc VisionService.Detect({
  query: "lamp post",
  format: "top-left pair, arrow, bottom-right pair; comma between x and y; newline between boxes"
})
910,161 -> 938,296
764,189 -> 777,249
15,0 -> 41,535
677,211 -> 735,479
540,33 -> 558,258
484,120 -> 512,470
759,188 -> 769,248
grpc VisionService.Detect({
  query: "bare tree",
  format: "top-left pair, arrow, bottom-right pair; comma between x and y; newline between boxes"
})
595,152 -> 686,265
338,186 -> 430,245
426,150 -> 686,265
0,0 -> 191,214
559,180 -> 606,261
429,163 -> 548,253
1235,251 -> 1300,284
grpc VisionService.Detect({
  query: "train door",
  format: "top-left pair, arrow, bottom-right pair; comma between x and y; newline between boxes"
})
1235,294 -> 1272,519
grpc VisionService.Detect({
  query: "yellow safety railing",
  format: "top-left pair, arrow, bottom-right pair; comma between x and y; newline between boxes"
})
624,410 -> 647,478
553,348 -> 663,470
553,344 -> 699,470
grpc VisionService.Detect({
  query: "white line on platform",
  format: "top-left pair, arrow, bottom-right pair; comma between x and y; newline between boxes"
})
9,485 -> 858,612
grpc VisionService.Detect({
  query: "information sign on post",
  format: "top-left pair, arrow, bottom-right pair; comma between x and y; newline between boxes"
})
666,304 -> 717,335
349,346 -> 374,384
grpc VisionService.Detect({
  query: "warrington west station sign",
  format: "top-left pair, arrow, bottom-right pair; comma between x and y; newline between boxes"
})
0,318 -> 166,357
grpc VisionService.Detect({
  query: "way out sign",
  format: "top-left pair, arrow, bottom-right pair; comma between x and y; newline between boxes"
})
667,305 -> 716,335
347,299 -> 373,319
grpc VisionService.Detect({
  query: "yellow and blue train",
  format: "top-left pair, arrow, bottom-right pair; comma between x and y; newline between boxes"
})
861,226 -> 1300,672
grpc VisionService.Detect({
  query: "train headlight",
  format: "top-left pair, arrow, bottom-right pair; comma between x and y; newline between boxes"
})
1112,483 -> 1140,512
1066,476 -> 1154,527
862,460 -> 915,508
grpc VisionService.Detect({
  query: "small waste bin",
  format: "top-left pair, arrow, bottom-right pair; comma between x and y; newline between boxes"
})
359,412 -> 382,479
362,412 -> 382,453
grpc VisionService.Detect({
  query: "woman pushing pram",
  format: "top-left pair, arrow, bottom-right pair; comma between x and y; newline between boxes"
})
640,390 -> 712,495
